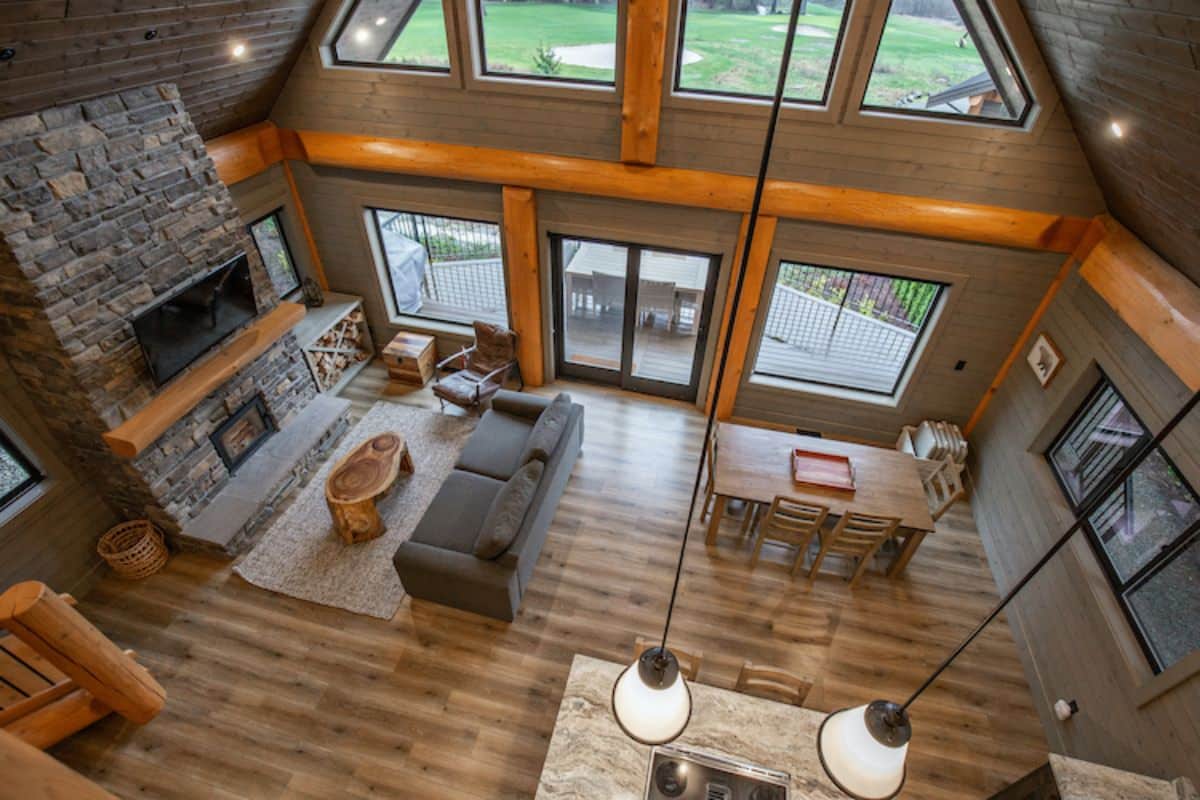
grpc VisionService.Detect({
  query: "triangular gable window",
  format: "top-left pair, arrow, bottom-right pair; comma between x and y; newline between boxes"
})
862,0 -> 1032,125
332,0 -> 451,72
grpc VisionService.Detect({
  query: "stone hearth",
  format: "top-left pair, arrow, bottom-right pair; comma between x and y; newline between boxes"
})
0,84 -> 342,553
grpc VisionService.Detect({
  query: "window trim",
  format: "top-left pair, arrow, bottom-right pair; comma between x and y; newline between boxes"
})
366,206 -> 511,329
0,427 -> 43,513
750,259 -> 948,398
670,0 -> 856,108
321,0 -> 460,80
856,0 -> 1033,128
248,208 -> 303,300
467,0 -> 620,90
1046,375 -> 1200,674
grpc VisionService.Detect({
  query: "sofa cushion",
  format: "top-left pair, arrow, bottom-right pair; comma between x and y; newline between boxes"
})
474,460 -> 544,560
410,470 -> 505,554
454,409 -> 535,480
520,392 -> 573,465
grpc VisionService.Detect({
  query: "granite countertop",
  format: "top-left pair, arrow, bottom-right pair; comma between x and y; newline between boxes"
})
1049,754 -> 1179,800
536,654 -> 845,799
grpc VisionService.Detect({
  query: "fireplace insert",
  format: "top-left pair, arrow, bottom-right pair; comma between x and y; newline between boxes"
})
211,395 -> 276,472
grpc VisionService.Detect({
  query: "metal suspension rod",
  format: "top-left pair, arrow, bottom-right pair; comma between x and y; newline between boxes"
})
659,0 -> 805,654
900,387 -> 1200,711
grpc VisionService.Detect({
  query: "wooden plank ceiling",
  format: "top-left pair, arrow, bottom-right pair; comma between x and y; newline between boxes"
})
1018,0 -> 1200,285
0,0 -> 326,139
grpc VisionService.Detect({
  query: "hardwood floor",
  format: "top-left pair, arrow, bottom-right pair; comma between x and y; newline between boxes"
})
52,362 -> 1046,799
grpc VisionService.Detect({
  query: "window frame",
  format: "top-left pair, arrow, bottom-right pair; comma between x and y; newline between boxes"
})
855,0 -> 1035,129
366,206 -> 510,329
328,0 -> 454,74
469,0 -> 620,89
247,208 -> 303,299
670,0 -> 856,108
751,259 -> 947,398
1046,376 -> 1200,674
0,427 -> 43,513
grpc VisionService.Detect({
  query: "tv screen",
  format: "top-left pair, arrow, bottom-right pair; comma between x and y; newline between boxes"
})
132,253 -> 259,386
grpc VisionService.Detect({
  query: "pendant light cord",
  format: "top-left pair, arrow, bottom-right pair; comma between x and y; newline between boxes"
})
659,0 -> 806,654
899,386 -> 1200,712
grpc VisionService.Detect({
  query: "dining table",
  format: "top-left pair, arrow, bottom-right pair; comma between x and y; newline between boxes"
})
707,422 -> 936,577
564,242 -> 709,318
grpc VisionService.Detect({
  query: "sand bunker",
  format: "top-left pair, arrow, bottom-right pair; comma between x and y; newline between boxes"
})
772,24 -> 833,37
552,42 -> 703,69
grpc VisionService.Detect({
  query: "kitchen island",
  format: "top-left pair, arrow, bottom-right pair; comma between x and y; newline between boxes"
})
536,655 -> 843,799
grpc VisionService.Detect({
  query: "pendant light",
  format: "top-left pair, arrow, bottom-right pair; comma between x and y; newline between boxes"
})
610,0 -> 808,747
815,388 -> 1200,799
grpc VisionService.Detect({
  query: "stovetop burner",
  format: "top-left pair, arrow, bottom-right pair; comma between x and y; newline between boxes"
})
644,744 -> 789,800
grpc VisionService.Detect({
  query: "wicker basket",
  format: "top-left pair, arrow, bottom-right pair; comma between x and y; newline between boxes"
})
97,520 -> 169,580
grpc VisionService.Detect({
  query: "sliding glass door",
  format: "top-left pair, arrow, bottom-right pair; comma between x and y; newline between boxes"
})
551,235 -> 719,401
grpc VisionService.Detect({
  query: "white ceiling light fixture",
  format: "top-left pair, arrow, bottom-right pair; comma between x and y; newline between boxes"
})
375,16 -> 388,26
354,27 -> 371,44
1110,121 -> 1125,138
231,42 -> 247,58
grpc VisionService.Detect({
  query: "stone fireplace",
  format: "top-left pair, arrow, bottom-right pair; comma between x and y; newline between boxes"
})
211,395 -> 275,473
0,84 -> 346,554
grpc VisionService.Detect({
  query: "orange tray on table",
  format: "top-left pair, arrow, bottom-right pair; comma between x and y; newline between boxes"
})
791,449 -> 856,492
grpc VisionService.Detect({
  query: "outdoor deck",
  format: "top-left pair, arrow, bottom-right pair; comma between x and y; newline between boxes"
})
403,257 -> 915,396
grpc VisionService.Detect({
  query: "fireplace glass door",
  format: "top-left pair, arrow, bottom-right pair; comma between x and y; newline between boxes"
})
212,395 -> 276,472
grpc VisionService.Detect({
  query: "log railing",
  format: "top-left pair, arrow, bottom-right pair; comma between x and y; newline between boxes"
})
0,581 -> 165,750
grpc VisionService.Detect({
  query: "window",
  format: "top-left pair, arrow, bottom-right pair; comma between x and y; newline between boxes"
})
1048,378 -> 1200,672
248,211 -> 302,298
862,0 -> 1031,124
752,262 -> 944,395
473,0 -> 619,85
675,0 -> 853,104
369,208 -> 509,327
1,429 -> 42,512
332,0 -> 451,71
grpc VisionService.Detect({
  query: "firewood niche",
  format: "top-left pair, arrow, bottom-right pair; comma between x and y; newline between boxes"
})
293,292 -> 375,393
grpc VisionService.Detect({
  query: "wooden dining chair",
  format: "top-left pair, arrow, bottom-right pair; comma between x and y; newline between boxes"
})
700,430 -> 718,522
808,512 -> 901,588
634,637 -> 702,681
735,661 -> 813,707
750,496 -> 830,574
922,456 -> 966,521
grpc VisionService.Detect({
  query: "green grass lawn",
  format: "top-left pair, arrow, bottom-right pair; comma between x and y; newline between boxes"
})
386,0 -> 988,106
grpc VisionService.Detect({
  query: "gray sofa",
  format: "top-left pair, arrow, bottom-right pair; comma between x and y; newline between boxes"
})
393,390 -> 584,621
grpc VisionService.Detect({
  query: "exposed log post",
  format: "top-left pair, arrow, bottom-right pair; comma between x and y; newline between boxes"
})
282,160 -> 330,290
502,186 -> 545,386
620,0 -> 670,165
0,582 -> 165,725
0,729 -> 117,799
715,216 -> 778,420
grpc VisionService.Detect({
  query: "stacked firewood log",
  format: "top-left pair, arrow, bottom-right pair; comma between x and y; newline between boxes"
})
309,311 -> 370,391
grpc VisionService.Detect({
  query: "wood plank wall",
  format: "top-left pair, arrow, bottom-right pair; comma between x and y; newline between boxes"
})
0,352 -> 117,593
1018,0 -> 1200,284
732,221 -> 1064,440
969,268 -> 1200,787
0,0 -> 325,139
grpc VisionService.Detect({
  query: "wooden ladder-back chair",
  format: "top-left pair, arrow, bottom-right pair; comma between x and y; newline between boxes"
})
809,512 -> 901,588
0,581 -> 165,751
700,428 -> 718,522
735,661 -> 813,707
634,637 -> 703,682
750,496 -> 830,574
921,457 -> 966,522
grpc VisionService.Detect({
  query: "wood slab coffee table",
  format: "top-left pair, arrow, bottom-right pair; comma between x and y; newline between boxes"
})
325,432 -> 413,544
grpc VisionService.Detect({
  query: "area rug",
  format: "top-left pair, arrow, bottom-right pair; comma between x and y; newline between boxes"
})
234,402 -> 477,619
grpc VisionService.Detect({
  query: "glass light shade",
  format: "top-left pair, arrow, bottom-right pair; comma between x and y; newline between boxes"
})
818,703 -> 910,800
611,649 -> 692,745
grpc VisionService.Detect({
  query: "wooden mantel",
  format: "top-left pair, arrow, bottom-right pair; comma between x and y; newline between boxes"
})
102,302 -> 306,459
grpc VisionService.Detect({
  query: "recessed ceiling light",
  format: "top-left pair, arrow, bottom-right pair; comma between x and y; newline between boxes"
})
354,28 -> 371,43
0,47 -> 14,61
1110,121 -> 1124,138
375,16 -> 387,26
231,42 -> 247,58
144,29 -> 158,41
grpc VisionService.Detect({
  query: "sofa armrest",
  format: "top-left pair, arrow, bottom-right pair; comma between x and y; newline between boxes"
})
491,389 -> 550,421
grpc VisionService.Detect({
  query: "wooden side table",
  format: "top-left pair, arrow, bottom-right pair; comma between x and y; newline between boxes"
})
382,331 -> 436,386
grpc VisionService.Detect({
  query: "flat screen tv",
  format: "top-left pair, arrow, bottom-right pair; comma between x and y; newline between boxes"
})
132,253 -> 259,386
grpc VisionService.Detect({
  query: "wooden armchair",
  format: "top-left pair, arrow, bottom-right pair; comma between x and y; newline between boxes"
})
432,321 -> 520,413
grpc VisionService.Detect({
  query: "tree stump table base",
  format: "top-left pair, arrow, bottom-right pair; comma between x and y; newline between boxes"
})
325,432 -> 413,544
